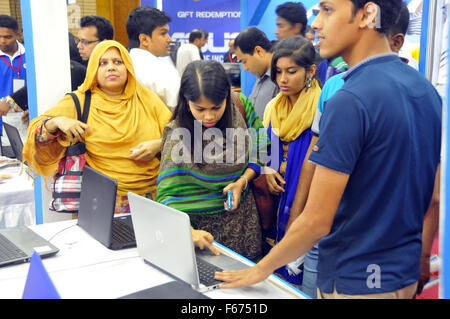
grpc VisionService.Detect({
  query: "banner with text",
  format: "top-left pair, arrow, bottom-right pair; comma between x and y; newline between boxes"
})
142,0 -> 241,62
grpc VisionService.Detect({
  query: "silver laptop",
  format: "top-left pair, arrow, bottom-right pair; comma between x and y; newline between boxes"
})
0,226 -> 59,267
128,192 -> 248,292
3,122 -> 23,162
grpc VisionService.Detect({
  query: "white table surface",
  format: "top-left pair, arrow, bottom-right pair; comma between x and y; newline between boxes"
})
0,219 -> 309,299
0,164 -> 35,228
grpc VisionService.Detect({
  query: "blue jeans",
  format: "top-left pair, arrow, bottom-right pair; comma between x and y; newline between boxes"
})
301,244 -> 319,299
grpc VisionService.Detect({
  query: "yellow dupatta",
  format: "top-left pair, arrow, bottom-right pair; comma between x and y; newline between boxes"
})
268,78 -> 321,142
22,40 -> 172,195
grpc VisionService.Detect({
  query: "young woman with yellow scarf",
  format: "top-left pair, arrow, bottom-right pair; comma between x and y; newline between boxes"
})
22,40 -> 172,213
262,36 -> 322,287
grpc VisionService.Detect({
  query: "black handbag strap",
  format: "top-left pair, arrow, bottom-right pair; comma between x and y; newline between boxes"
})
81,90 -> 91,123
67,90 -> 91,123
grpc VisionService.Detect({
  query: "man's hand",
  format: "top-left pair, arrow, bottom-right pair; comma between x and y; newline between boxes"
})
0,97 -> 22,116
416,254 -> 430,295
214,264 -> 272,289
416,164 -> 440,296
216,165 -> 349,290
0,99 -> 10,116
129,139 -> 162,161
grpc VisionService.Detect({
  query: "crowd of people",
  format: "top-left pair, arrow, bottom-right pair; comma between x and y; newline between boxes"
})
0,0 -> 442,299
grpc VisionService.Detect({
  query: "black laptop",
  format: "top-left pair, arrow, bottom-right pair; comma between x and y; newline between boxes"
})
0,226 -> 59,267
3,122 -> 24,162
119,281 -> 209,299
77,165 -> 136,250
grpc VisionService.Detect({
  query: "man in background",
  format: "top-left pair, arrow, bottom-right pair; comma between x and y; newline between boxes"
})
76,15 -> 114,65
275,2 -> 323,65
223,38 -> 241,88
0,15 -> 26,155
0,16 -> 114,130
275,2 -> 308,40
223,39 -> 237,63
176,29 -> 206,76
234,27 -> 278,120
197,28 -> 208,60
304,25 -> 316,44
127,6 -> 180,109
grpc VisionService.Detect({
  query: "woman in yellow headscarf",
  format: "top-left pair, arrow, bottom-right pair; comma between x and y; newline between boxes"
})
22,40 -> 172,213
261,36 -> 321,286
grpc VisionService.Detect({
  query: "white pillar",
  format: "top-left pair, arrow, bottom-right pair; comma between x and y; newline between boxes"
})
21,0 -> 73,224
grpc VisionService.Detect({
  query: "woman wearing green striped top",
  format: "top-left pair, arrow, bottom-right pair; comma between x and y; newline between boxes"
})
156,60 -> 267,261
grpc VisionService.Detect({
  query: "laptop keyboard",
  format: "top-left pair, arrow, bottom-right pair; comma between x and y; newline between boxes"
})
112,218 -> 135,244
196,256 -> 223,287
0,234 -> 27,263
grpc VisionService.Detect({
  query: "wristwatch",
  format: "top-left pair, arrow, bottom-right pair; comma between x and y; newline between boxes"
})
5,96 -> 17,109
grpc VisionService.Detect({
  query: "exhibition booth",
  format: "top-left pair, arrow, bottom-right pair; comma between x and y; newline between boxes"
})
0,0 -> 448,300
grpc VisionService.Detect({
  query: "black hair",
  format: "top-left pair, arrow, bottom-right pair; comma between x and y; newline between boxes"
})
173,60 -> 232,151
80,16 -> 114,41
68,32 -> 83,63
270,36 -> 319,84
0,14 -> 19,33
389,1 -> 410,36
275,2 -> 308,36
198,28 -> 209,40
189,29 -> 204,43
234,27 -> 272,54
126,6 -> 171,44
349,0 -> 403,35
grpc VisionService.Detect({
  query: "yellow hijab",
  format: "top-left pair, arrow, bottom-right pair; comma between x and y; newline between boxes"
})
268,78 -> 321,142
23,40 -> 172,196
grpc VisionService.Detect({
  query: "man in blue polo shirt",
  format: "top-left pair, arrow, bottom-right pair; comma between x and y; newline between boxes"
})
0,15 -> 26,151
215,0 -> 441,299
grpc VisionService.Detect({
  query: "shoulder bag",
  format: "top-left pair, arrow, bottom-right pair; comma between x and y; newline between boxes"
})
49,90 -> 91,213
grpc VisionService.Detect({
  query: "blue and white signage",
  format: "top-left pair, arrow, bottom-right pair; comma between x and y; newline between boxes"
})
143,0 -> 241,62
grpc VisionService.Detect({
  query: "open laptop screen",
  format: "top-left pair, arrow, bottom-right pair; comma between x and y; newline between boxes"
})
3,122 -> 24,162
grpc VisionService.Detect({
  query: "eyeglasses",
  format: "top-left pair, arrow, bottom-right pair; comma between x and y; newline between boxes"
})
75,37 -> 100,46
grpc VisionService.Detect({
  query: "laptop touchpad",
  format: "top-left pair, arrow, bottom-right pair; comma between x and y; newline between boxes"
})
195,247 -> 249,271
